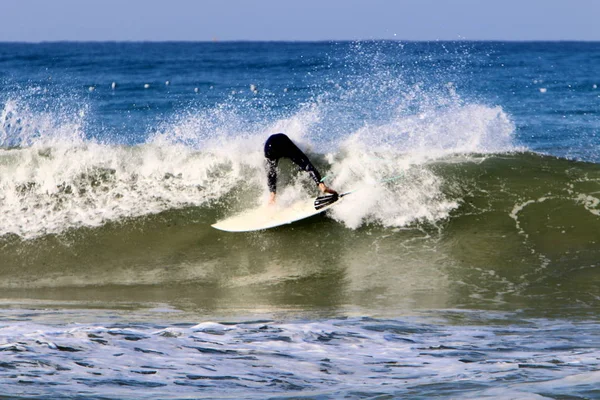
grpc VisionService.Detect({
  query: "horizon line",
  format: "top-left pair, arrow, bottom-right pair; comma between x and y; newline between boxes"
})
2,39 -> 600,44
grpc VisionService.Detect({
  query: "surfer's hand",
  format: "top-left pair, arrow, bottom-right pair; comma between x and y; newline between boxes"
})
318,183 -> 338,196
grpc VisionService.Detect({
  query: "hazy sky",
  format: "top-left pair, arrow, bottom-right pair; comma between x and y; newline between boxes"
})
2,0 -> 599,42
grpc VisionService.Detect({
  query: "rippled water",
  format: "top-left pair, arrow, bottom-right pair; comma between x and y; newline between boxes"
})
1,308 -> 598,399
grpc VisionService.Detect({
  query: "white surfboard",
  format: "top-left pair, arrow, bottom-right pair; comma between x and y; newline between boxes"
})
212,194 -> 345,232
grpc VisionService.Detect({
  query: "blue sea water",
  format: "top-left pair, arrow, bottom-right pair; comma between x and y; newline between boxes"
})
0,41 -> 600,398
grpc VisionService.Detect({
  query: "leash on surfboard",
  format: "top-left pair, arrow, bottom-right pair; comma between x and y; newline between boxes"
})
313,173 -> 404,210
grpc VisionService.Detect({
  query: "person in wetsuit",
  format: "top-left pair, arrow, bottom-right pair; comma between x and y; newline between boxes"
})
264,133 -> 337,204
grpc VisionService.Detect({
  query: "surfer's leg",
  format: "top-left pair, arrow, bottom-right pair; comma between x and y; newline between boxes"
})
264,134 -> 284,194
290,152 -> 337,195
289,151 -> 322,186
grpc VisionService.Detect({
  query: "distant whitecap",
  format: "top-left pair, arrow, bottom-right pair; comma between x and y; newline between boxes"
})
111,82 -> 117,90
88,86 -> 95,92
593,84 -> 598,89
144,83 -> 150,89
539,88 -> 547,93
194,87 -> 199,93
165,80 -> 170,86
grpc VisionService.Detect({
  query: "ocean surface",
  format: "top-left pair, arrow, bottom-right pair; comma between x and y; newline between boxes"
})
1,41 -> 599,398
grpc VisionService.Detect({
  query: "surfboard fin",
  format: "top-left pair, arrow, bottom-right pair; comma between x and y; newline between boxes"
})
314,193 -> 339,210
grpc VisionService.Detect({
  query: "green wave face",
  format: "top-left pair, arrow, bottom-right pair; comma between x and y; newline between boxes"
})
1,152 -> 599,316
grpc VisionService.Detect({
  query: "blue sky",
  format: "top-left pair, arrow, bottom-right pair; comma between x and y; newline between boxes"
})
2,0 -> 599,42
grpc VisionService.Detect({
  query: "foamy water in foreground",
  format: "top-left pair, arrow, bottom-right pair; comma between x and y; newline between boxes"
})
1,308 -> 599,399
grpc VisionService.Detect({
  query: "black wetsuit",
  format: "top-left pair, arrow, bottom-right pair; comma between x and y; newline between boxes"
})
264,133 -> 322,193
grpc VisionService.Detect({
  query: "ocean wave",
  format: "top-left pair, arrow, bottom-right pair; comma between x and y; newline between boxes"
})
0,91 -> 519,239
0,152 -> 599,315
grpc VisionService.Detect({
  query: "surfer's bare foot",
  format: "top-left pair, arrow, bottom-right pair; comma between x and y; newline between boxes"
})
318,182 -> 338,196
268,192 -> 276,205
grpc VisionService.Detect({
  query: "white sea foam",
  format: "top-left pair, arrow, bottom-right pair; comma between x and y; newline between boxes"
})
324,102 -> 516,229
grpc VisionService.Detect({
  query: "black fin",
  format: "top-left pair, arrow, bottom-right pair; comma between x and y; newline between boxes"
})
314,193 -> 339,210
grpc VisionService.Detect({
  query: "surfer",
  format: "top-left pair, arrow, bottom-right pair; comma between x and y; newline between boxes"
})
264,133 -> 337,204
